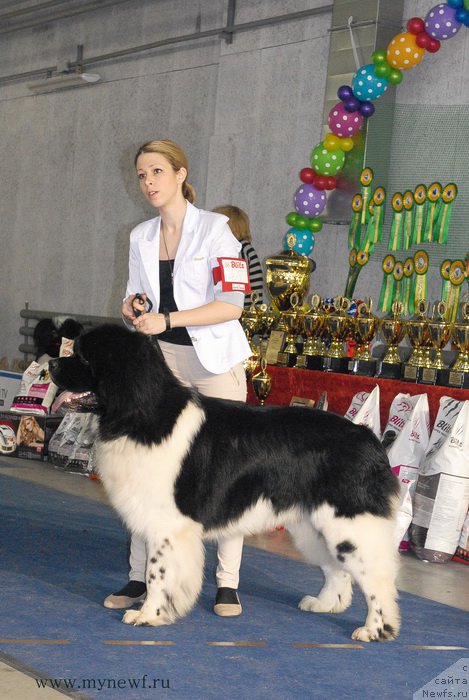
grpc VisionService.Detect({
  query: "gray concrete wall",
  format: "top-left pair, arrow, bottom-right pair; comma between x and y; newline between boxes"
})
0,0 -> 468,362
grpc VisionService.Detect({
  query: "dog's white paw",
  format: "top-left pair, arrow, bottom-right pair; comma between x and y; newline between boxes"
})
298,595 -> 343,614
122,609 -> 169,627
352,626 -> 396,642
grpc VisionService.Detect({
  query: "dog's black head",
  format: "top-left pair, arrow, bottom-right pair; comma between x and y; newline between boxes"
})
49,324 -> 191,443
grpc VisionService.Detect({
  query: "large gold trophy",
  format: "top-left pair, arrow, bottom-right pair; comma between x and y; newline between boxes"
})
264,237 -> 313,365
265,239 -> 313,313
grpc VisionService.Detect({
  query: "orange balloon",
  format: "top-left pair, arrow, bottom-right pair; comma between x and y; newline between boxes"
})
387,32 -> 425,71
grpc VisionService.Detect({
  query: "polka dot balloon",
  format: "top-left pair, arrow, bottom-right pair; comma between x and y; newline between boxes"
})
310,145 -> 345,176
328,102 -> 363,138
294,184 -> 327,218
425,3 -> 462,40
283,228 -> 315,256
387,31 -> 425,70
351,64 -> 389,101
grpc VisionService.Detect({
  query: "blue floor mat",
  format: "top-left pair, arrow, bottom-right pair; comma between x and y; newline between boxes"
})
1,472 -> 468,700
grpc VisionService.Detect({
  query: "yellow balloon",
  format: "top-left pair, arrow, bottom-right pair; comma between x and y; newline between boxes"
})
323,133 -> 341,152
339,137 -> 354,152
387,32 -> 425,71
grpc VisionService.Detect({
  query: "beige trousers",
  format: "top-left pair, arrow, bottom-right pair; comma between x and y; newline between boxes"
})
129,340 -> 247,589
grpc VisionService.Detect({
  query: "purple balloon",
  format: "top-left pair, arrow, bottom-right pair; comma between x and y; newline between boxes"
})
338,84 -> 353,101
344,97 -> 361,113
425,3 -> 462,40
294,184 -> 327,218
359,101 -> 375,118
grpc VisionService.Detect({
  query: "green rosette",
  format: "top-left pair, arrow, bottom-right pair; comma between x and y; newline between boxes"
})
402,257 -> 415,316
412,184 -> 427,245
402,191 -> 414,250
378,254 -> 396,314
388,193 -> 404,251
434,183 -> 457,245
360,168 -> 374,227
447,260 -> 465,323
344,249 -> 368,298
414,250 -> 429,305
393,261 -> 404,306
440,259 -> 452,308
348,194 -> 363,249
423,182 -> 442,243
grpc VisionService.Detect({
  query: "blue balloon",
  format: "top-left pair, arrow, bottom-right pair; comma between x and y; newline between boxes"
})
351,64 -> 388,102
283,228 -> 315,256
448,0 -> 463,8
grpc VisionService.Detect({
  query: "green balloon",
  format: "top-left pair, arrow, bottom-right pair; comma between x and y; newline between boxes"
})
374,62 -> 391,78
286,211 -> 298,226
309,218 -> 323,233
311,144 -> 345,176
294,216 -> 309,230
372,49 -> 387,65
388,68 -> 403,85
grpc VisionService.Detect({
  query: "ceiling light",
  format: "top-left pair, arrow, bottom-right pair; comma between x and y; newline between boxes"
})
27,72 -> 101,94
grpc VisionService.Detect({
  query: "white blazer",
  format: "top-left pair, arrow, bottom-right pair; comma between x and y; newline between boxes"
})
125,201 -> 252,374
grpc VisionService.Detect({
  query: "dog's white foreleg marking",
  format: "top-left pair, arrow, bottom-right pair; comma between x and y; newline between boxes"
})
123,524 -> 205,627
310,504 -> 400,642
288,521 -> 353,614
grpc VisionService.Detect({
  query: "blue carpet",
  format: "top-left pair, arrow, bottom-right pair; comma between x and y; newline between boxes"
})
0,472 -> 468,700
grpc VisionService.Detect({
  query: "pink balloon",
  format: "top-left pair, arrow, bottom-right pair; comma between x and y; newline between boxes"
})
328,102 -> 363,138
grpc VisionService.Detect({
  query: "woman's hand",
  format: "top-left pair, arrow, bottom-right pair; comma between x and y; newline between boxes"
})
122,293 -> 148,322
133,312 -> 166,335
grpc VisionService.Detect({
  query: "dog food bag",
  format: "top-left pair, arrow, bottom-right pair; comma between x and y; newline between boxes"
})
48,412 -> 99,473
395,479 -> 413,550
453,507 -> 469,565
385,394 -> 430,550
10,361 -> 58,415
382,393 -> 429,451
409,398 -> 469,563
344,385 -> 381,438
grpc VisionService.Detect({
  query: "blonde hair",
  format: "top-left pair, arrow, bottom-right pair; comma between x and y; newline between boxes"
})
134,139 -> 196,204
212,204 -> 251,242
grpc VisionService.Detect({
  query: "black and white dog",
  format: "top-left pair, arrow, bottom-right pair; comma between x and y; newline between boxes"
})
49,324 -> 401,642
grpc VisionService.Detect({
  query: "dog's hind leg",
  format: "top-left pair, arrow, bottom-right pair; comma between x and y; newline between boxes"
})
287,522 -> 353,614
123,523 -> 204,627
312,505 -> 401,642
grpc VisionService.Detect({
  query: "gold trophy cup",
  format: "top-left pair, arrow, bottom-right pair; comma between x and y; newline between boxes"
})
265,239 -> 313,313
277,293 -> 303,366
296,293 -> 325,370
424,301 -> 452,385
353,299 -> 378,376
379,300 -> 406,379
403,299 -> 431,382
449,301 -> 469,388
252,358 -> 273,405
324,296 -> 352,373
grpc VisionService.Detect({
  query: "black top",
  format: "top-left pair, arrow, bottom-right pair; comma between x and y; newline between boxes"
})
158,259 -> 192,346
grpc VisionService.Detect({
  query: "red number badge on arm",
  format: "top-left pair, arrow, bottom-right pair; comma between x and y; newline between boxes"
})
212,258 -> 251,293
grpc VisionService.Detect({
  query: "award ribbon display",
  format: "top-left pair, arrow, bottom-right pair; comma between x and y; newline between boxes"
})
378,254 -> 396,313
412,184 -> 427,245
388,193 -> 404,251
413,250 -> 429,305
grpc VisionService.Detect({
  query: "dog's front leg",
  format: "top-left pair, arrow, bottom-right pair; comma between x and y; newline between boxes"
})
122,524 -> 205,627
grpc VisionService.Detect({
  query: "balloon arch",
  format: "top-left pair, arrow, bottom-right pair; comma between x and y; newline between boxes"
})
283,1 -> 468,263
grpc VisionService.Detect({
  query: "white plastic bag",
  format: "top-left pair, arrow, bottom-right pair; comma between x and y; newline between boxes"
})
344,385 -> 381,438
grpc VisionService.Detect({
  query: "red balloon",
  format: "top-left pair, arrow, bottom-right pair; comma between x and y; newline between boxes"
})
427,38 -> 441,53
416,32 -> 431,49
300,167 -> 315,184
407,17 -> 425,35
313,176 -> 327,190
325,177 -> 337,190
